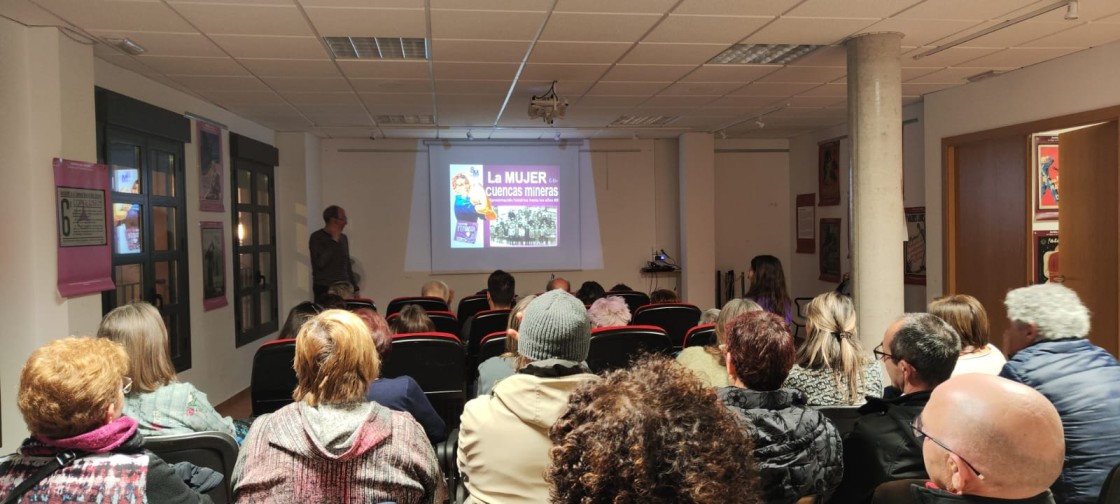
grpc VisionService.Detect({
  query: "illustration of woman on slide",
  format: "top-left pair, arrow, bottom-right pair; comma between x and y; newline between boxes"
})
452,173 -> 496,221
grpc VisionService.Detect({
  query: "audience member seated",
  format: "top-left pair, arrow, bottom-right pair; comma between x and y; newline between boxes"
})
0,337 -> 211,503
421,279 -> 454,306
574,280 -> 605,305
233,310 -> 446,503
587,295 -> 631,328
475,294 -> 536,397
718,311 -> 843,503
649,288 -> 678,304
608,283 -> 632,291
458,290 -> 598,504
97,303 -> 240,441
928,294 -> 1006,376
317,293 -> 347,310
549,356 -> 760,504
1000,283 -> 1120,504
391,304 -> 435,334
326,280 -> 355,300
745,254 -> 793,325
279,301 -> 322,340
546,276 -> 570,292
677,298 -> 761,387
872,374 -> 1064,504
784,292 -> 882,406
699,307 -> 721,325
831,313 -> 960,504
363,309 -> 446,445
462,269 -> 516,339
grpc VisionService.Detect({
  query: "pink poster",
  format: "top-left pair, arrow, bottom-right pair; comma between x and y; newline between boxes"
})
54,158 -> 115,297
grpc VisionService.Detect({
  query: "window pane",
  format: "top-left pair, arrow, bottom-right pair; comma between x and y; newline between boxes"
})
109,142 -> 142,194
114,264 -> 143,305
154,260 -> 177,306
260,291 -> 274,327
237,169 -> 252,204
256,172 -> 270,206
259,252 -> 272,287
240,253 -> 254,288
238,211 -> 254,247
258,213 -> 271,246
111,166 -> 141,194
152,206 -> 176,251
151,151 -> 176,197
240,295 -> 254,332
112,203 -> 143,254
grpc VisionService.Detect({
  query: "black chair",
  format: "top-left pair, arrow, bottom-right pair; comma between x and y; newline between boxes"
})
380,332 -> 467,430
463,309 -> 511,364
250,338 -> 297,416
815,405 -> 862,437
792,296 -> 812,342
608,290 -> 651,315
683,324 -> 717,348
385,296 -> 450,317
436,428 -> 460,503
586,325 -> 673,373
344,297 -> 377,312
143,431 -> 238,504
1100,460 -> 1120,504
427,310 -> 460,335
456,294 -> 490,323
478,331 -> 507,364
632,303 -> 702,349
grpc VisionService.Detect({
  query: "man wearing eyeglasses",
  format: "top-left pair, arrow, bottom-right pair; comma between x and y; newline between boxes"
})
310,205 -> 358,303
829,313 -> 961,504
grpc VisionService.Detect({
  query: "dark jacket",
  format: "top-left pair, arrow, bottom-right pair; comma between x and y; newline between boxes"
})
1000,338 -> 1120,504
718,387 -> 843,504
366,375 -> 448,445
829,390 -> 932,504
872,480 -> 1056,504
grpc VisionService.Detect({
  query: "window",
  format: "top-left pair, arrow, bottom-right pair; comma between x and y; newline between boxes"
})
231,133 -> 279,346
96,89 -> 192,371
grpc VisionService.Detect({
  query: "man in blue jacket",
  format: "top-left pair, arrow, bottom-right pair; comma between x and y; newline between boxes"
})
1001,283 -> 1120,504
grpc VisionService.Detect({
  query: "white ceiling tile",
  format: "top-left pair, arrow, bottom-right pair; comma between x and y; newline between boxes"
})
301,109 -> 374,126
519,63 -> 610,81
1091,10 -> 1120,23
585,81 -> 670,95
619,43 -> 727,64
351,78 -> 433,93
857,18 -> 985,47
895,0 -> 1059,21
196,90 -> 287,107
674,0 -> 799,16
745,17 -> 879,45
795,82 -> 847,97
540,13 -> 662,42
660,81 -> 745,95
299,0 -> 422,8
706,95 -> 785,109
574,95 -> 648,107
141,55 -> 249,76
681,64 -> 782,82
954,47 -> 1082,68
97,54 -> 161,76
432,62 -> 517,80
904,66 -> 1008,83
902,46 -> 1002,67
32,0 -> 195,32
210,35 -> 329,59
367,103 -> 435,116
901,82 -> 959,96
168,0 -> 292,5
173,75 -> 269,91
901,67 -> 944,81
280,92 -> 361,106
172,4 -> 313,36
787,45 -> 847,66
87,30 -> 225,57
785,95 -> 846,108
786,0 -> 922,18
732,81 -> 818,96
553,0 -> 676,14
305,7 -> 427,37
959,20 -> 1082,48
644,15 -> 772,44
1021,20 -> 1120,47
431,10 -> 546,40
240,59 -> 342,78
515,80 -> 594,96
339,61 -> 431,79
528,42 -> 633,64
642,95 -> 720,107
670,116 -> 739,129
359,93 -> 434,106
1,0 -> 63,25
431,39 -> 531,62
756,66 -> 846,83
264,76 -> 352,92
601,65 -> 695,82
434,80 -> 512,94
431,0 -> 552,11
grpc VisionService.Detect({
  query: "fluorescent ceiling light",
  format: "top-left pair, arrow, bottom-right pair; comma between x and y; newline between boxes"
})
709,44 -> 822,65
374,115 -> 435,125
106,37 -> 146,55
610,116 -> 679,127
325,37 -> 428,60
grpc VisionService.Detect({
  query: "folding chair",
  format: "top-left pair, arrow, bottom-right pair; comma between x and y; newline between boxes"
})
385,296 -> 450,317
632,303 -> 702,349
250,338 -> 297,416
586,325 -> 673,373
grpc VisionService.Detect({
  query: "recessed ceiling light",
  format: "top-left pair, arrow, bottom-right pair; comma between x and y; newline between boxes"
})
709,44 -> 823,65
610,115 -> 679,127
374,114 -> 435,125
324,37 -> 428,60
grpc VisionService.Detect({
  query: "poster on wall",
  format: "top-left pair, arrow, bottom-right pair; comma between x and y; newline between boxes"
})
1035,135 -> 1059,221
904,207 -> 926,285
796,193 -> 815,253
54,158 -> 115,298
819,218 -> 842,282
818,139 -> 841,206
201,221 -> 228,310
1034,230 -> 1060,284
198,121 -> 224,213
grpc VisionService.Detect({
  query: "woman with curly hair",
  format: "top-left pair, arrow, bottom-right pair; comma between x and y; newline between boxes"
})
548,356 -> 761,504
676,298 -> 761,387
587,295 -> 631,328
783,291 -> 882,406
745,255 -> 793,325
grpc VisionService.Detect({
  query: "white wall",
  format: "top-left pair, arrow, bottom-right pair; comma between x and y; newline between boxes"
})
276,132 -> 318,316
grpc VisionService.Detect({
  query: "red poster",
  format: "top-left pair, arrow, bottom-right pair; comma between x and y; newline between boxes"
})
54,158 -> 115,297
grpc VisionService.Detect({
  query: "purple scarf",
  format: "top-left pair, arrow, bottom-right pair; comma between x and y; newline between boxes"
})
31,416 -> 138,454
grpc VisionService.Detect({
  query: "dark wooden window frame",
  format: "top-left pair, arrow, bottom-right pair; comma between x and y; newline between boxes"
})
231,133 -> 280,346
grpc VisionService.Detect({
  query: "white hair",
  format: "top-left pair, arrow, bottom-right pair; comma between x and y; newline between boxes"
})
588,296 -> 631,328
1004,283 -> 1090,340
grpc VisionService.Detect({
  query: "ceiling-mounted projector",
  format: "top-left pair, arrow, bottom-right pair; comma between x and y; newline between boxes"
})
528,81 -> 568,125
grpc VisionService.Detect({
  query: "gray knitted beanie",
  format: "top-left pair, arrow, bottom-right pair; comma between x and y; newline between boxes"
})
518,289 -> 592,362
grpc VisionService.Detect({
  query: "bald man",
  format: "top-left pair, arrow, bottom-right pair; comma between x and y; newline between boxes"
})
873,374 -> 1064,504
546,276 -> 570,293
421,279 -> 453,306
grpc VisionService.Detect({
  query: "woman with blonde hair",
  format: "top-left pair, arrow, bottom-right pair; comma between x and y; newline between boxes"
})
782,291 -> 882,406
233,309 -> 446,502
475,293 -> 537,396
97,302 -> 238,440
676,298 -> 762,387
928,294 -> 1006,375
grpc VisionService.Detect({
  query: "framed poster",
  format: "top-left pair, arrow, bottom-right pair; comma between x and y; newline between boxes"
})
54,158 -> 115,297
1034,230 -> 1060,284
201,221 -> 228,310
904,207 -> 926,285
819,218 -> 842,282
796,193 -> 815,253
198,121 -> 224,213
818,139 -> 841,206
1035,135 -> 1059,221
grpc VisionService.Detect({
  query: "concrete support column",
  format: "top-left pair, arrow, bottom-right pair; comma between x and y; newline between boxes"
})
678,132 -> 716,308
276,132 -> 319,313
846,33 -> 906,346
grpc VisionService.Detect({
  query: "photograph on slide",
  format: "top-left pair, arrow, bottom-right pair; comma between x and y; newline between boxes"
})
449,164 -> 493,248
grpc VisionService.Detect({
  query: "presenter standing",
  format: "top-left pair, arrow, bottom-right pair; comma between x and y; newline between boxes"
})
310,205 -> 357,303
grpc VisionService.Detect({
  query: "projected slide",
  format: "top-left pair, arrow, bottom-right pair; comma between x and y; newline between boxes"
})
449,164 -> 559,249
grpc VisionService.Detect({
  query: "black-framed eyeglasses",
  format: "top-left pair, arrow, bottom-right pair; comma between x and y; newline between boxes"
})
873,343 -> 894,362
122,376 -> 133,395
912,414 -> 985,480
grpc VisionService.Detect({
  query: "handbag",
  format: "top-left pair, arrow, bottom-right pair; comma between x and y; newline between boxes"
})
0,450 -> 83,504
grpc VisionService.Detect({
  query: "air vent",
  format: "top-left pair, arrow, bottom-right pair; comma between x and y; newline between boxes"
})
324,37 -> 429,60
709,44 -> 822,65
374,115 -> 435,125
610,115 -> 679,127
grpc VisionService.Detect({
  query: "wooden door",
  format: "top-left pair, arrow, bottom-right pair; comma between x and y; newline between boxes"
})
1059,121 -> 1119,356
949,135 -> 1029,347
